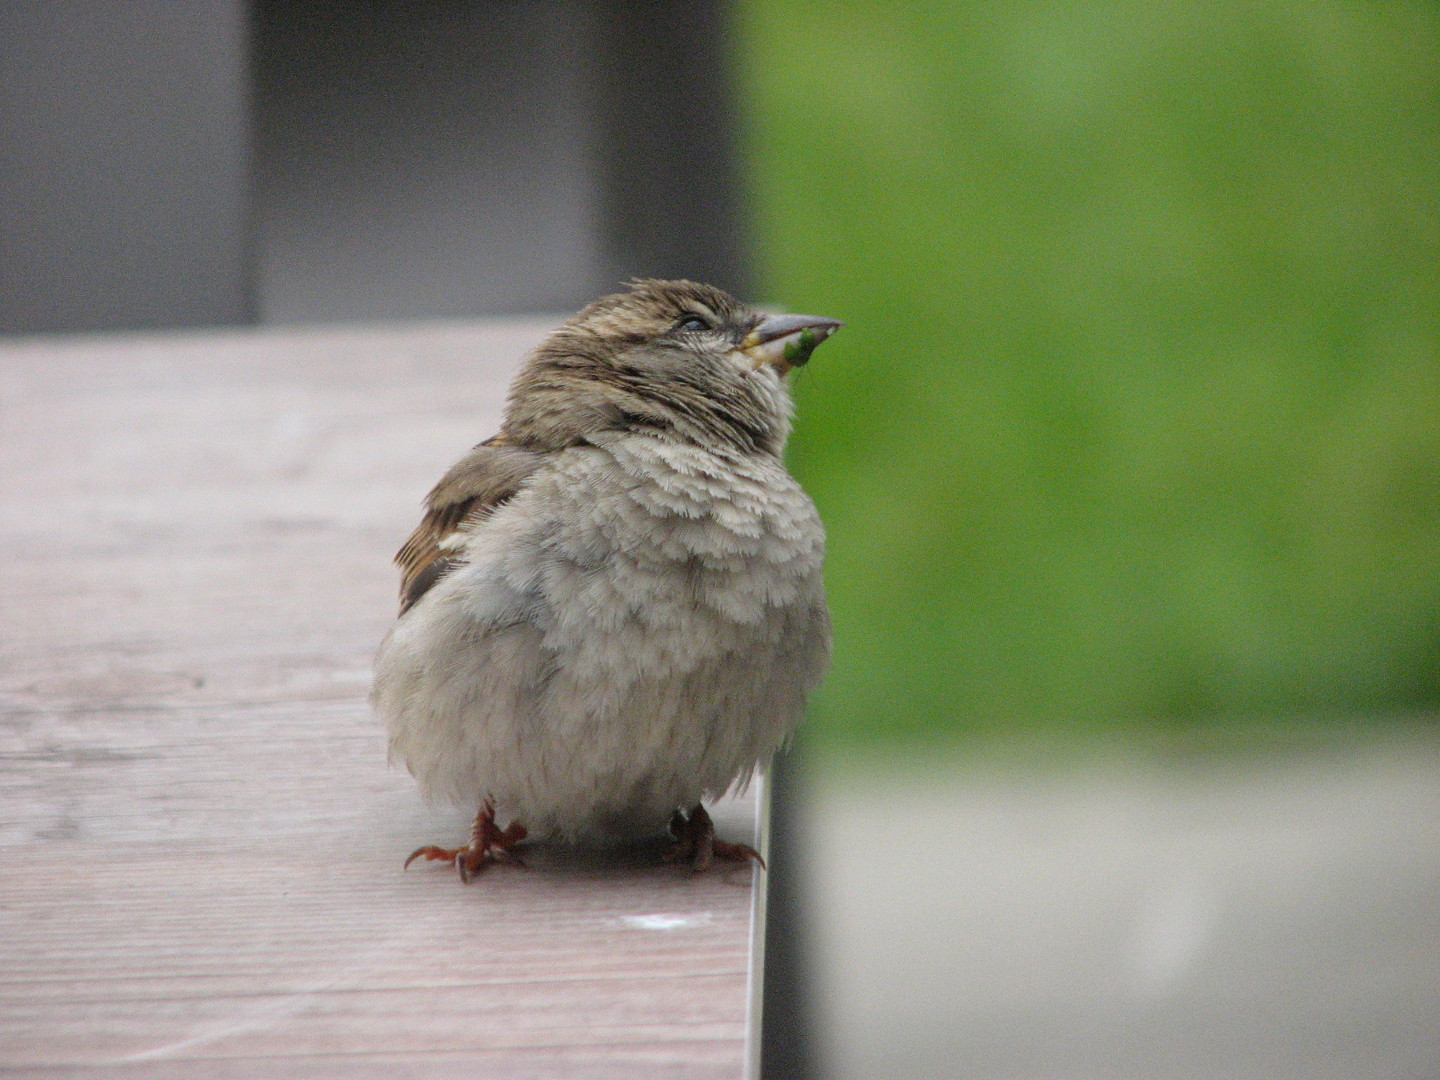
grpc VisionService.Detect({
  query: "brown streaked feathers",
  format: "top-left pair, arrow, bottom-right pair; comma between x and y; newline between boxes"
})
394,279 -> 776,615
395,435 -> 542,613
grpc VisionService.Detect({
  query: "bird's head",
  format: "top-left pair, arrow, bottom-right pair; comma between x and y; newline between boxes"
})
503,279 -> 842,456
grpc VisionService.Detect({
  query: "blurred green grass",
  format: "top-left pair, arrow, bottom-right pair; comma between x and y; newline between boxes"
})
736,0 -> 1440,744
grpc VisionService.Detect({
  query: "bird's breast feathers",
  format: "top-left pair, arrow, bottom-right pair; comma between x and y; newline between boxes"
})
375,433 -> 830,837
452,432 -> 827,658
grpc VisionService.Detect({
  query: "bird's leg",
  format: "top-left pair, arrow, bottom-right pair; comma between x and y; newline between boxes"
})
404,797 -> 527,883
666,802 -> 765,872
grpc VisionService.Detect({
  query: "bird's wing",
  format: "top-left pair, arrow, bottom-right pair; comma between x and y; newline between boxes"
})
395,435 -> 543,615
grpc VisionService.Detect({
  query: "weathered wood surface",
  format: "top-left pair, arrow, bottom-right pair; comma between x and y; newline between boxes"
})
0,322 -> 763,1078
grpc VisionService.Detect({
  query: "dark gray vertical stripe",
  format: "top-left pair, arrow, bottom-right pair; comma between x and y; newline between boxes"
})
761,744 -> 817,1080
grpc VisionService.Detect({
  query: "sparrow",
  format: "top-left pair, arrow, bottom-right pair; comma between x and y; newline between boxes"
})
371,279 -> 839,880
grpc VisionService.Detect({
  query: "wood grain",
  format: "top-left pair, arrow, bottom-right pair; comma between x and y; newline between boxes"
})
0,322 -> 763,1078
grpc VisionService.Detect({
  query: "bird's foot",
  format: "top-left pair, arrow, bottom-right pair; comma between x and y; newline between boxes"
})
666,802 -> 765,873
404,797 -> 527,883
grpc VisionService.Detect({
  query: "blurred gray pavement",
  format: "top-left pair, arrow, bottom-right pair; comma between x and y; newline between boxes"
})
802,729 -> 1440,1080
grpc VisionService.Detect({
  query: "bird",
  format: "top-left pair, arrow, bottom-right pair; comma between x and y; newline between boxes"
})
371,279 -> 839,881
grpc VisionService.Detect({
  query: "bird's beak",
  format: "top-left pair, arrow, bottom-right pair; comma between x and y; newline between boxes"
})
739,313 -> 843,372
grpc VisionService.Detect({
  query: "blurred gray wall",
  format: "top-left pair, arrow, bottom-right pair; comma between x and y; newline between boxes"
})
0,0 -> 254,333
252,1 -> 600,321
588,0 -> 749,303
1,0 -> 748,333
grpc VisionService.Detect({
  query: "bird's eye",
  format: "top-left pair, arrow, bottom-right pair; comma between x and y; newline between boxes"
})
675,314 -> 711,333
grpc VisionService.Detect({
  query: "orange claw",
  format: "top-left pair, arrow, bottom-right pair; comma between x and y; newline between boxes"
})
666,803 -> 765,873
404,845 -> 460,870
404,797 -> 527,883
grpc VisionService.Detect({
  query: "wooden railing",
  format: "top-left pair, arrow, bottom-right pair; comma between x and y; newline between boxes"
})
0,321 -> 765,1078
